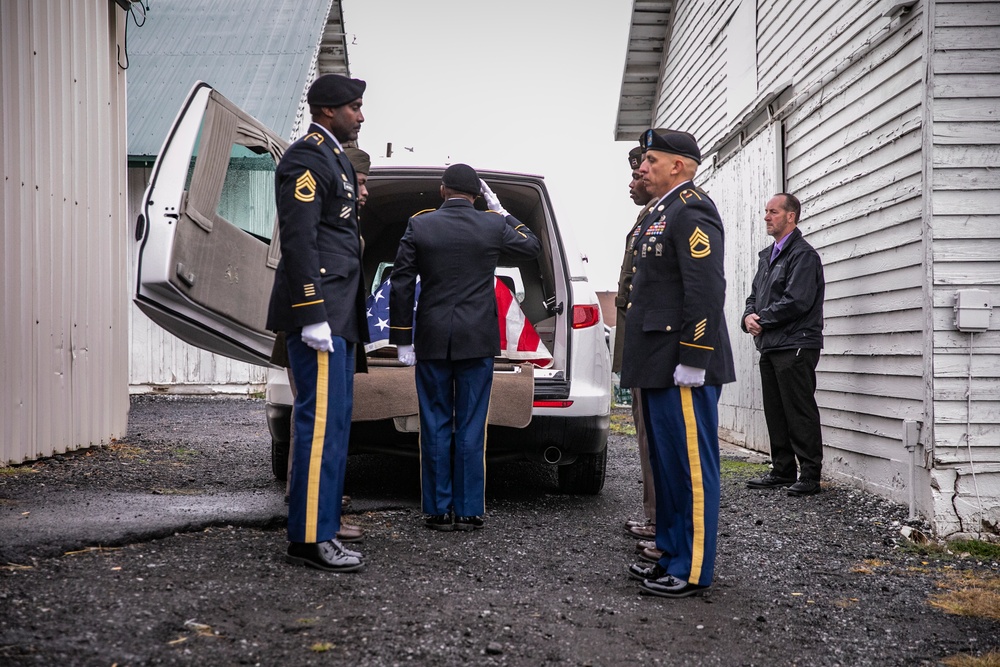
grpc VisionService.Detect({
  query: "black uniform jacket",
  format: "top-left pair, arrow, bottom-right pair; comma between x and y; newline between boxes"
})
388,199 -> 541,361
266,123 -> 368,347
612,201 -> 656,374
620,182 -> 735,389
741,226 -> 825,352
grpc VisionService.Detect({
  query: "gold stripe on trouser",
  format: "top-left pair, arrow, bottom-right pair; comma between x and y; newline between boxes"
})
305,350 -> 329,543
481,384 -> 492,512
680,387 -> 706,584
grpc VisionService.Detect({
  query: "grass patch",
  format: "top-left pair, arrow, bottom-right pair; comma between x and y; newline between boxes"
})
850,558 -> 890,574
899,539 -> 953,559
949,539 -> 1000,561
720,459 -> 769,480
941,651 -> 1000,667
609,412 -> 636,437
172,446 -> 199,458
929,571 -> 1000,621
310,642 -> 334,652
0,466 -> 37,476
108,442 -> 144,459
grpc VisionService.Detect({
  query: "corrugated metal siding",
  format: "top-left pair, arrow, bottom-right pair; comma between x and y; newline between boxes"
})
127,0 -> 336,157
1,1 -> 129,465
929,0 -> 1000,534
783,6 -> 927,501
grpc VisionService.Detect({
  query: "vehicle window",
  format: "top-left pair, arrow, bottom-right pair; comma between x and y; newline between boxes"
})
218,145 -> 276,242
181,127 -> 277,243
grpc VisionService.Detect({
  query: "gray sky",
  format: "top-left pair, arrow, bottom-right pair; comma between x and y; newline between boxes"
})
342,1 -> 641,292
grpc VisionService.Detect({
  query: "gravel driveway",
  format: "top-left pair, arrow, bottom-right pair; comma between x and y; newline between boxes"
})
1,395 -> 997,666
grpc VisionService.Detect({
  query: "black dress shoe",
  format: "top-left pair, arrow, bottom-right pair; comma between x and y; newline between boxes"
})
787,479 -> 822,496
454,516 -> 484,531
746,473 -> 796,489
286,540 -> 364,572
640,574 -> 709,598
627,562 -> 666,582
425,514 -> 454,531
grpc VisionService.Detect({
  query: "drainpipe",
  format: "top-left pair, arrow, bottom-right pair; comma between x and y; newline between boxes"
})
903,420 -> 921,520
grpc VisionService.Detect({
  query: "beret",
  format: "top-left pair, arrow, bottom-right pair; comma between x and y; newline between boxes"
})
640,128 -> 702,165
442,163 -> 481,196
628,145 -> 643,170
344,147 -> 371,175
307,74 -> 366,107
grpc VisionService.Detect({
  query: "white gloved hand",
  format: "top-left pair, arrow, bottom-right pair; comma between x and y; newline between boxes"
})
397,344 -> 416,366
479,179 -> 508,216
673,364 -> 706,387
301,321 -> 334,353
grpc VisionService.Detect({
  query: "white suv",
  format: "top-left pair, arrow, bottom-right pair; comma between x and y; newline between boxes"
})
133,83 -> 612,494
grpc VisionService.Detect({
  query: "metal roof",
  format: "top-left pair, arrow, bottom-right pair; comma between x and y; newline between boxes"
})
127,0 -> 349,158
614,0 -> 673,142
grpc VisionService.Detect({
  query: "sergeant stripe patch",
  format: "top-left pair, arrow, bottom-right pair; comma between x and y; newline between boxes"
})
694,319 -> 707,341
295,170 -> 317,202
689,227 -> 710,258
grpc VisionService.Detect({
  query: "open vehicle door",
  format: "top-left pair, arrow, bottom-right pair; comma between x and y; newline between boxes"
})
133,82 -> 286,366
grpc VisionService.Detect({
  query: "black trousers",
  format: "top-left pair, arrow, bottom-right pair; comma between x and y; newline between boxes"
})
759,348 -> 823,481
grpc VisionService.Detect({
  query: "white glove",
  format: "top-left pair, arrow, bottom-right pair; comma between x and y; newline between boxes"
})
397,344 -> 416,366
479,179 -> 508,216
673,364 -> 706,387
301,322 -> 334,353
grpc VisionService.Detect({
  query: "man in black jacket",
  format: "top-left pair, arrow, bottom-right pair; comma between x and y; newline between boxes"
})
389,164 -> 540,532
742,193 -> 826,497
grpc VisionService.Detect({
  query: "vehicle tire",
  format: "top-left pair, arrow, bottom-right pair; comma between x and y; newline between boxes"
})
271,438 -> 290,482
557,446 -> 607,495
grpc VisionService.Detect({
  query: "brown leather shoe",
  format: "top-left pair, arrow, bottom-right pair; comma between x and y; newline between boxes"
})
626,523 -> 656,540
341,495 -> 352,511
336,521 -> 365,543
635,539 -> 657,553
638,546 -> 664,563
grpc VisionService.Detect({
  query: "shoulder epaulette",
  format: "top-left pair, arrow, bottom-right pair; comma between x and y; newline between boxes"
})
411,208 -> 436,217
485,209 -> 505,216
303,132 -> 325,145
679,188 -> 704,205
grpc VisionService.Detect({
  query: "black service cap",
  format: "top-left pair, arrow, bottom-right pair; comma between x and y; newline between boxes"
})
442,163 -> 481,196
307,74 -> 366,107
640,128 -> 702,164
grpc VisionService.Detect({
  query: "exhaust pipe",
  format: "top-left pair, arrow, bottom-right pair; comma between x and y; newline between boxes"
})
543,447 -> 562,464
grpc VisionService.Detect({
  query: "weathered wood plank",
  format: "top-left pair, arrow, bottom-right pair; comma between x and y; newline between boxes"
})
935,376 -> 1000,400
933,261 -> 1000,284
824,308 -> 923,336
935,25 -> 1000,49
818,221 -> 922,268
822,332 -> 924,356
932,285 -> 1000,306
934,73 -> 1000,98
822,424 -> 913,462
825,265 -> 925,300
823,241 -> 921,283
933,190 -> 1000,216
798,174 -> 922,233
935,2 -> 1000,28
794,152 -> 924,221
818,390 -> 924,420
934,121 -> 1000,144
935,400 -> 1000,422
935,52 -> 1000,76
934,446 -> 1000,465
933,238 -> 1000,261
803,198 -> 921,250
933,144 -> 1000,168
818,370 -> 925,400
819,353 -> 925,376
934,350 -> 1000,378
934,98 -> 1000,123
825,286 -> 923,317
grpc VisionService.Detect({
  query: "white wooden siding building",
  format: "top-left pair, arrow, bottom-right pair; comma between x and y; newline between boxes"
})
125,0 -> 351,394
1,0 -> 131,465
617,0 -> 999,538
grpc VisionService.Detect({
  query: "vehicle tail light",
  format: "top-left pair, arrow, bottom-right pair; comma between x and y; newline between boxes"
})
533,400 -> 574,408
572,304 -> 600,329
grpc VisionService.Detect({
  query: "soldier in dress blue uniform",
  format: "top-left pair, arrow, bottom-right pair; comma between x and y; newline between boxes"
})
621,129 -> 736,598
388,164 -> 541,532
266,74 -> 370,572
